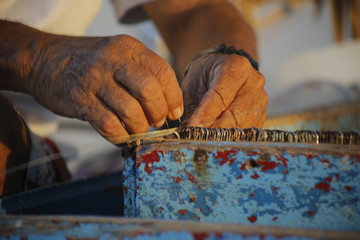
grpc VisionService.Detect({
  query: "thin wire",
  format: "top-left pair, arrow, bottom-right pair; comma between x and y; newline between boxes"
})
0,140 -> 107,177
0,127 -> 178,177
189,107 -> 268,128
1,107 -> 269,177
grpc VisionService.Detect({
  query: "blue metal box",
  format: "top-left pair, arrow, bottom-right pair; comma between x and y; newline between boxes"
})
124,141 -> 360,230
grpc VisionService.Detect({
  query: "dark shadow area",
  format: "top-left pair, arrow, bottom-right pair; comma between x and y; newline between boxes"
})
2,171 -> 124,216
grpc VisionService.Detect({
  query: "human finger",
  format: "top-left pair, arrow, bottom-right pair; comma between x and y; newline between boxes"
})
210,72 -> 267,128
114,63 -> 168,128
97,77 -> 149,135
132,48 -> 184,120
209,92 -> 267,129
79,93 -> 129,143
186,59 -> 245,127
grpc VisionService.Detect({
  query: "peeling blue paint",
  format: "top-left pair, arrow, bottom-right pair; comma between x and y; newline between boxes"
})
0,232 -> 320,240
2,215 -> 359,239
124,142 -> 360,230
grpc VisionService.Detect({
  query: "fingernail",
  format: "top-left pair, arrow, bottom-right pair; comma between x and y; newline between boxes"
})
171,107 -> 183,120
154,118 -> 166,128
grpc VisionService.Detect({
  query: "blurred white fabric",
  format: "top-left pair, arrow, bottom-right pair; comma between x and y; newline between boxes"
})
2,0 -> 359,178
268,41 -> 360,116
0,0 -> 102,36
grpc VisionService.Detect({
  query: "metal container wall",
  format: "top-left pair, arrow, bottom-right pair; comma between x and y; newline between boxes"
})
124,141 -> 360,230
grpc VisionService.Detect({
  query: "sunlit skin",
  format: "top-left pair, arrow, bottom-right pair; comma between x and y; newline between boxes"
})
0,0 -> 268,196
143,0 -> 268,128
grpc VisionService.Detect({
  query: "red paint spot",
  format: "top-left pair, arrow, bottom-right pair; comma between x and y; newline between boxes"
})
325,177 -> 332,182
355,155 -> 360,162
135,186 -> 139,190
178,209 -> 188,215
344,186 -> 352,191
273,187 -> 279,191
283,169 -> 289,174
307,210 -> 316,216
250,192 -> 255,197
305,154 -> 316,160
247,215 -> 257,223
335,174 -> 340,182
184,170 -> 201,189
278,157 -> 288,167
123,186 -> 128,194
272,217 -> 278,221
315,182 -> 331,193
251,173 -> 260,179
140,151 -> 161,174
159,207 -> 164,211
240,163 -> 246,170
258,160 -> 278,172
138,178 -> 143,181
215,150 -> 237,166
214,233 -> 222,238
247,151 -> 259,156
156,166 -> 166,171
321,159 -> 331,167
193,233 -> 209,240
236,175 -> 243,179
171,176 -> 182,183
184,170 -> 197,184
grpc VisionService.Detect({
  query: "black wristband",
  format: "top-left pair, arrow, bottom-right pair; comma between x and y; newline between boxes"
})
184,44 -> 259,78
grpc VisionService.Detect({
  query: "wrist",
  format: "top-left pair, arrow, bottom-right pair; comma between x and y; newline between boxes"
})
183,44 -> 259,78
0,21 -> 56,93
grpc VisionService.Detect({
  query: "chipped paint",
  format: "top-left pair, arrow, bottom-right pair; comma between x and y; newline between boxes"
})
2,215 -> 360,240
124,141 -> 360,231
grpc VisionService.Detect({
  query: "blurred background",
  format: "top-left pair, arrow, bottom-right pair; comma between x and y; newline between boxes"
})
2,0 -> 360,179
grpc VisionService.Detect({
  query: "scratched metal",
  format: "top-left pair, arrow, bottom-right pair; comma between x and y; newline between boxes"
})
1,215 -> 359,240
124,141 -> 360,230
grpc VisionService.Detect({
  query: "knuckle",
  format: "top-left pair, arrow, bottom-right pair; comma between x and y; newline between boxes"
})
121,101 -> 141,120
80,102 -> 98,122
97,115 -> 120,135
228,54 -> 251,68
137,78 -> 159,99
154,63 -> 175,81
69,90 -> 90,113
222,55 -> 254,76
112,34 -> 136,45
119,35 -> 146,53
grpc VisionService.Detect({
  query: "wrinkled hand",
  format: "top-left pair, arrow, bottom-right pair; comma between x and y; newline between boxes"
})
29,35 -> 183,143
182,54 -> 267,128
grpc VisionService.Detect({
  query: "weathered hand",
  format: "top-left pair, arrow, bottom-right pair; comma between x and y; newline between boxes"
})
182,54 -> 267,128
29,35 -> 183,143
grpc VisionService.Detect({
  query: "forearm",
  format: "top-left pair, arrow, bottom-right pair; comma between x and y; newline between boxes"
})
0,20 -> 53,93
142,0 -> 257,75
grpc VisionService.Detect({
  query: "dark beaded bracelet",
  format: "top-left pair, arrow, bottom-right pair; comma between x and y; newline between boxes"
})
184,44 -> 259,78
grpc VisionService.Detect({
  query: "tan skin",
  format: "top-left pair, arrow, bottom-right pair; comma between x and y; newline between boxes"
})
0,0 -> 268,196
143,0 -> 268,128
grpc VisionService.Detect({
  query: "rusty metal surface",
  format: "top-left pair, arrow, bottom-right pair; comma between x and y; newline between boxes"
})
124,140 -> 360,230
1,215 -> 360,239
